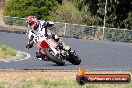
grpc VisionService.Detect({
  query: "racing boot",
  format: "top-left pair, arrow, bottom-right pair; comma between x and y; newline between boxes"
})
41,54 -> 50,61
26,35 -> 34,49
36,52 -> 50,61
36,52 -> 43,60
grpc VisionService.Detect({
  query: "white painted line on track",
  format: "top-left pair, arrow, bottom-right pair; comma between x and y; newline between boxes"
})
13,51 -> 31,61
0,51 -> 31,63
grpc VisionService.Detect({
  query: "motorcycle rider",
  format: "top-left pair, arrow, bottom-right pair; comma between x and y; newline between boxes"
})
26,16 -> 70,60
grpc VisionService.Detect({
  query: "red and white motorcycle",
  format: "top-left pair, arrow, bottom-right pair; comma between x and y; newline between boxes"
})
26,23 -> 81,66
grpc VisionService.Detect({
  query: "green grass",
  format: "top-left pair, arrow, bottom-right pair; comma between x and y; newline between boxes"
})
20,80 -> 33,88
0,77 -> 132,88
36,78 -> 97,88
0,44 -> 16,59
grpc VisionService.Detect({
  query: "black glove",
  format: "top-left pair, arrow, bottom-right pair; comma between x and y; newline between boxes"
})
45,33 -> 48,37
42,22 -> 49,28
26,44 -> 30,49
26,41 -> 34,49
42,22 -> 47,28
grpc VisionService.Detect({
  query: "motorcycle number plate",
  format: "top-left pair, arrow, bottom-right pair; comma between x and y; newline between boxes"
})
35,33 -> 45,42
46,39 -> 58,48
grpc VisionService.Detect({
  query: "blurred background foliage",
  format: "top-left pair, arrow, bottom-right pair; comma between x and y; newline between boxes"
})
1,0 -> 132,42
74,0 -> 132,29
3,0 -> 132,29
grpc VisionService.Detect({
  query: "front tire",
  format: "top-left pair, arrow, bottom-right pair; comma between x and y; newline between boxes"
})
68,51 -> 81,65
44,48 -> 65,66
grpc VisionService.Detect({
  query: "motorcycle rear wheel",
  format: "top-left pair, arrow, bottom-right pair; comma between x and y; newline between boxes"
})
44,48 -> 65,66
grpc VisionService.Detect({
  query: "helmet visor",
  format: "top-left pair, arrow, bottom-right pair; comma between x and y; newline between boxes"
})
28,21 -> 34,26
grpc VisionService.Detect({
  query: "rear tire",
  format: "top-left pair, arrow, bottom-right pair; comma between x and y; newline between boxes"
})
44,48 -> 65,66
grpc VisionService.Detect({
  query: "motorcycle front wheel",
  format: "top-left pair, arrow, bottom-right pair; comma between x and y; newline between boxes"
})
44,48 -> 65,66
68,51 -> 81,65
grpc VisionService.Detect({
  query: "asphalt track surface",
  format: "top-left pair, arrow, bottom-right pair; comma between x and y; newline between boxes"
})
0,32 -> 132,70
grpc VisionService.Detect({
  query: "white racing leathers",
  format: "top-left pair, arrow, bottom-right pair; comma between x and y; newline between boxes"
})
28,21 -> 55,40
27,21 -> 70,51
